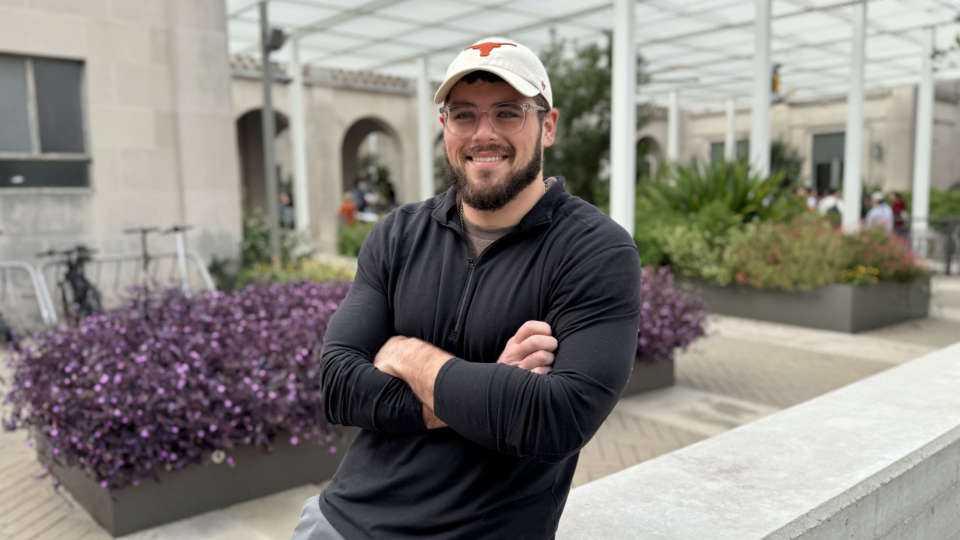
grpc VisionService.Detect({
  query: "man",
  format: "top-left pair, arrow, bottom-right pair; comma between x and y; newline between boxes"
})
865,191 -> 894,232
817,188 -> 844,217
291,38 -> 640,540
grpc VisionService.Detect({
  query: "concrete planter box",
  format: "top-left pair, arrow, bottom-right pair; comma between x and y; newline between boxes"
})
687,278 -> 930,333
621,356 -> 674,397
46,427 -> 358,537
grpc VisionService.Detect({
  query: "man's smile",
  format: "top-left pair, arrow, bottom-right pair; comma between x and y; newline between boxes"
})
466,151 -> 510,169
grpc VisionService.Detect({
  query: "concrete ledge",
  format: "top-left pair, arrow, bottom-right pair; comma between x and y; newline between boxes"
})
557,341 -> 960,540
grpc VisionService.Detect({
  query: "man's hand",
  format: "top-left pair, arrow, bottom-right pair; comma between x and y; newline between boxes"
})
374,336 -> 452,429
497,321 -> 558,375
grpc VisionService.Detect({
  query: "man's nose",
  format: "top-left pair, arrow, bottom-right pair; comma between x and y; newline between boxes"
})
472,112 -> 499,142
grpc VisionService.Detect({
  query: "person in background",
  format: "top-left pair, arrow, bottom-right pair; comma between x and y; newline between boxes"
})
796,187 -> 817,211
889,191 -> 908,237
351,181 -> 368,213
279,191 -> 295,230
817,188 -> 844,217
864,191 -> 894,232
339,192 -> 357,228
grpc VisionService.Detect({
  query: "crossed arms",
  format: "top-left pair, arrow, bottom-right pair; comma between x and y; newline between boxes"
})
320,226 -> 641,463
372,321 -> 560,429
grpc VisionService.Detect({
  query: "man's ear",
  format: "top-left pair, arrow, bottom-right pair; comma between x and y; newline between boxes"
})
541,109 -> 559,148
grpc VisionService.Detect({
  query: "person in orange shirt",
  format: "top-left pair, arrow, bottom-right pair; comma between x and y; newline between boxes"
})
339,192 -> 357,227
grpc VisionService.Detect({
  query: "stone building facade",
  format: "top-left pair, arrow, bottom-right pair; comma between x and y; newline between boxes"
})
0,0 -> 242,264
641,81 -> 960,194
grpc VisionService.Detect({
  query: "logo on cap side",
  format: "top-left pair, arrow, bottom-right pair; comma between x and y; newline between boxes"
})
465,42 -> 516,57
541,81 -> 546,90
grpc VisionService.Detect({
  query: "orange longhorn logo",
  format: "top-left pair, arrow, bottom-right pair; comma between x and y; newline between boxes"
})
465,42 -> 516,57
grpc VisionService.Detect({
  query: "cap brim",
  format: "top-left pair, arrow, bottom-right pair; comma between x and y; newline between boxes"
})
434,66 -> 541,104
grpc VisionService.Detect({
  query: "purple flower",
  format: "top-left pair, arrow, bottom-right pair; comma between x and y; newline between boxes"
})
1,281 -> 350,492
637,266 -> 707,362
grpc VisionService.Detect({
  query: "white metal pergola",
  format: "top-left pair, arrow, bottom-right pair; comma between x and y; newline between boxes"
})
227,0 -> 960,241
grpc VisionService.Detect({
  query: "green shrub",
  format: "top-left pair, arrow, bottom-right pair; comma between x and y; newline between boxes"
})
902,188 -> 960,218
656,223 -> 731,285
337,221 -> 377,257
722,216 -> 846,292
208,217 -> 311,291
644,159 -> 805,231
237,259 -> 356,286
241,217 -> 306,268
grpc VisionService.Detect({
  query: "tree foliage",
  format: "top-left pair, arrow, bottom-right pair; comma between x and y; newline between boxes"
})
540,33 -> 647,204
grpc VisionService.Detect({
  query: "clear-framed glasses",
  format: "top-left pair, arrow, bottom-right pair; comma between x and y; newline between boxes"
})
439,102 -> 547,137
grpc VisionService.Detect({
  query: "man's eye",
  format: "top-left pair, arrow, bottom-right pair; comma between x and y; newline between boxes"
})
495,110 -> 520,118
452,110 -> 476,121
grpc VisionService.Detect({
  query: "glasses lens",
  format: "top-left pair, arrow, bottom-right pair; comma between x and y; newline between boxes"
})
446,106 -> 477,137
490,104 -> 526,135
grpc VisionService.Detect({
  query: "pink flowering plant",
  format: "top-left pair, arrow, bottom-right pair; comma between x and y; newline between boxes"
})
638,265 -> 707,362
841,227 -> 929,283
2,281 -> 350,492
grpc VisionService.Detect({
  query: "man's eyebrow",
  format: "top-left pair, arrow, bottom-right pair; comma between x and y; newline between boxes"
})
446,100 -> 475,107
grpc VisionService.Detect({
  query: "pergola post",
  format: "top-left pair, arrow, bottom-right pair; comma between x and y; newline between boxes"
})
749,0 -> 772,178
911,27 -> 935,251
417,57 -> 434,202
667,90 -> 680,161
259,1 -> 281,262
288,35 -> 310,235
842,0 -> 866,234
610,0 -> 637,236
725,98 -> 736,161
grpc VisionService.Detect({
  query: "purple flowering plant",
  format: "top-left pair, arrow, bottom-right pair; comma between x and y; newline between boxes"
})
638,265 -> 707,362
2,281 -> 350,492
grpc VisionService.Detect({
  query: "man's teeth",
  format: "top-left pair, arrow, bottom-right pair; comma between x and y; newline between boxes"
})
473,157 -> 504,162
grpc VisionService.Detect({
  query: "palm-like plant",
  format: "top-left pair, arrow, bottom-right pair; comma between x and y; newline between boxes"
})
643,159 -> 803,226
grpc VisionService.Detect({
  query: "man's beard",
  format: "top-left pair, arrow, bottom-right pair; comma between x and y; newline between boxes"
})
445,138 -> 542,212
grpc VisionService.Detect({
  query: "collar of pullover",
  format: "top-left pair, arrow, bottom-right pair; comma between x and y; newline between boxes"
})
432,176 -> 569,231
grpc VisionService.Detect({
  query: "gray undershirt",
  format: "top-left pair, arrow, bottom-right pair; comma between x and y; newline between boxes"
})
462,177 -> 557,260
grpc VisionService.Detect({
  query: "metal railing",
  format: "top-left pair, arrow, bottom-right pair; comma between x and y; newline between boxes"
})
38,250 -> 215,321
0,261 -> 58,326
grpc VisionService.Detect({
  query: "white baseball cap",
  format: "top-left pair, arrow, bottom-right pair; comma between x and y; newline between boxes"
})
434,37 -> 553,108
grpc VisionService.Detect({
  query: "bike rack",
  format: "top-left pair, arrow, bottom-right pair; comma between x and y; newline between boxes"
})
0,261 -> 58,326
39,250 -> 216,319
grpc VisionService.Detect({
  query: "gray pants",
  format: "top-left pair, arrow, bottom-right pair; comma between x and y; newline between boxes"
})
289,496 -> 348,540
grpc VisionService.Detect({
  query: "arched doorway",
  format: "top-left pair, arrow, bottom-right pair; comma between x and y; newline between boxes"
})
637,136 -> 662,182
236,109 -> 290,218
341,117 -> 403,209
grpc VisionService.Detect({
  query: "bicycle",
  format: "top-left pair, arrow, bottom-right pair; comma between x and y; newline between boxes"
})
37,246 -> 103,326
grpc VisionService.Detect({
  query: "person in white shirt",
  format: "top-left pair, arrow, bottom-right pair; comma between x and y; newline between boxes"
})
864,191 -> 894,232
817,188 -> 844,217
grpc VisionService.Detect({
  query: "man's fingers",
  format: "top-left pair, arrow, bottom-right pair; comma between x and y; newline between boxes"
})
531,366 -> 552,375
514,334 -> 558,359
510,320 -> 552,345
519,350 -> 555,371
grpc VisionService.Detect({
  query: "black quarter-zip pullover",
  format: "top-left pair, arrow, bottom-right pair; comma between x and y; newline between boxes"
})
319,178 -> 641,540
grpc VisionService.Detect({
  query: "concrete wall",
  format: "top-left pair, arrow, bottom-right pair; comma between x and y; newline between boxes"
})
0,0 -> 242,264
647,83 -> 960,192
557,341 -> 960,540
232,75 -> 443,254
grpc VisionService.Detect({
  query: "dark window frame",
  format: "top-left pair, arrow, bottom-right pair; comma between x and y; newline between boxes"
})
0,54 -> 90,189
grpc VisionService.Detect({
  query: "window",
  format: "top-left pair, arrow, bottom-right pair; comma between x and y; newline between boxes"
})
710,140 -> 749,163
0,54 -> 88,188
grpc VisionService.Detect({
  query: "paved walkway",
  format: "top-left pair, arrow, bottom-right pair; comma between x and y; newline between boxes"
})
1,277 -> 958,539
